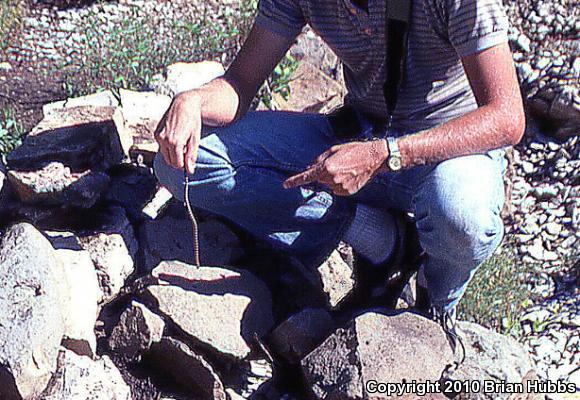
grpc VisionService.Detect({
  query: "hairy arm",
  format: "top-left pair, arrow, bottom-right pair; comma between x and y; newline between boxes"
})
155,23 -> 295,172
396,43 -> 525,169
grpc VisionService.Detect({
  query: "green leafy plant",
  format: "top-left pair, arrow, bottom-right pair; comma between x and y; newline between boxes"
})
0,106 -> 24,155
458,245 -> 538,338
63,0 -> 258,97
0,0 -> 24,51
259,54 -> 300,109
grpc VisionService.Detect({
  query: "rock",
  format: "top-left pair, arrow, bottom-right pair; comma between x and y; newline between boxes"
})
317,250 -> 354,308
272,62 -> 345,113
6,106 -> 130,172
147,337 -> 227,400
105,164 -> 158,222
118,89 -> 171,162
444,322 -> 538,400
46,231 -> 101,357
142,186 -> 173,220
153,61 -> 225,97
8,162 -> 110,208
77,209 -> 137,305
139,214 -> 244,271
301,312 -> 454,399
43,90 -> 119,116
109,301 -> 165,359
39,348 -> 131,400
269,308 -> 335,363
141,261 -> 274,360
0,223 -> 67,400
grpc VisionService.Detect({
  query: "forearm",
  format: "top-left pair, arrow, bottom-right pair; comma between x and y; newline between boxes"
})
397,103 -> 524,169
195,76 -> 246,127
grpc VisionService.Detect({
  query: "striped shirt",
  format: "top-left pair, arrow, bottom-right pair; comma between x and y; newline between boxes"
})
256,0 -> 509,133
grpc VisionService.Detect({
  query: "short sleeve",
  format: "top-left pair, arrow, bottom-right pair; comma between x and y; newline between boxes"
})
255,0 -> 306,38
424,0 -> 510,58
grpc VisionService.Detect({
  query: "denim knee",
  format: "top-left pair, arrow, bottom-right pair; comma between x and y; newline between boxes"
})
153,143 -> 237,208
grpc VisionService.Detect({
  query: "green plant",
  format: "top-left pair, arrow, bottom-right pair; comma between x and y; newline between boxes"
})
63,0 -> 259,97
258,54 -> 300,109
0,0 -> 25,51
458,245 -> 538,337
0,106 -> 24,155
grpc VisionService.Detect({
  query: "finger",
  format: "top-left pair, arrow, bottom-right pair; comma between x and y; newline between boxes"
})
185,135 -> 199,175
283,166 -> 320,189
168,135 -> 185,169
314,150 -> 332,165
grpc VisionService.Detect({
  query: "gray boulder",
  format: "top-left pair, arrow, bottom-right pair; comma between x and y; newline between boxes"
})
148,337 -> 227,400
443,322 -> 540,400
45,231 -> 102,357
6,105 -> 129,172
39,348 -> 131,400
8,162 -> 110,208
302,312 -> 454,400
269,308 -> 335,364
0,223 -> 67,400
141,261 -> 274,361
109,301 -> 165,360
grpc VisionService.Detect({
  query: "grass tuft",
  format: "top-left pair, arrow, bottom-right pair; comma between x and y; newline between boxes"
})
0,106 -> 24,155
458,246 -> 538,337
0,0 -> 25,51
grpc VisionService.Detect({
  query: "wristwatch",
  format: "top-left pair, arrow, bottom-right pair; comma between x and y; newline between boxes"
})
385,137 -> 402,171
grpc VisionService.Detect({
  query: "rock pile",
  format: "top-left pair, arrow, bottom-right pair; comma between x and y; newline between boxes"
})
0,60 -> 541,399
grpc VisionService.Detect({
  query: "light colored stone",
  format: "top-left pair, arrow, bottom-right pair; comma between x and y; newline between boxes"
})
46,231 -> 101,358
0,223 -> 67,400
444,322 -> 538,400
154,61 -> 225,97
142,186 -> 173,220
79,228 -> 137,305
38,348 -> 131,400
6,106 -> 130,171
8,162 -> 110,208
119,89 -> 171,161
142,261 -> 274,360
109,301 -> 165,359
148,337 -> 227,400
302,312 -> 454,399
317,250 -> 354,308
43,90 -> 119,117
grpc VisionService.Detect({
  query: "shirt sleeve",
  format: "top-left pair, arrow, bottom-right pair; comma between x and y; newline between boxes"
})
255,0 -> 306,38
426,0 -> 510,58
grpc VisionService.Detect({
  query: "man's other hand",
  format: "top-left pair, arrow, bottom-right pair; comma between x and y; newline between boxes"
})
283,140 -> 389,196
155,91 -> 202,174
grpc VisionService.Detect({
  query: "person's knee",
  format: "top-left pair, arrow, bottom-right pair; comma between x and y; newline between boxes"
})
153,142 -> 237,206
416,179 -> 504,265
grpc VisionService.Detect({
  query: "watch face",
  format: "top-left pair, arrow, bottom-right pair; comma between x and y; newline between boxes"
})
389,157 -> 402,171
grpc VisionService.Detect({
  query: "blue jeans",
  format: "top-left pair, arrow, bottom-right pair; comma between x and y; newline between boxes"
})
154,110 -> 507,311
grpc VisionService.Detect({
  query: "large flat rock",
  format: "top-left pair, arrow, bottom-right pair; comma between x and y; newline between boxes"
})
141,261 -> 274,361
6,106 -> 129,172
0,223 -> 67,400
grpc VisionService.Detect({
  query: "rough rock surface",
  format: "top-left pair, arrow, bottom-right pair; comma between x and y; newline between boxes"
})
317,249 -> 354,309
444,322 -> 539,400
6,105 -> 129,171
39,348 -> 131,400
139,214 -> 244,271
43,90 -> 119,116
148,337 -> 227,400
152,61 -> 225,97
46,231 -> 101,357
269,308 -> 335,364
141,261 -> 274,361
109,301 -> 165,360
302,312 -> 455,400
0,223 -> 67,400
8,161 -> 110,208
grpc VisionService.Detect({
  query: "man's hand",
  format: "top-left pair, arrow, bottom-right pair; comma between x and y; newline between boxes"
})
155,91 -> 202,174
283,140 -> 389,196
